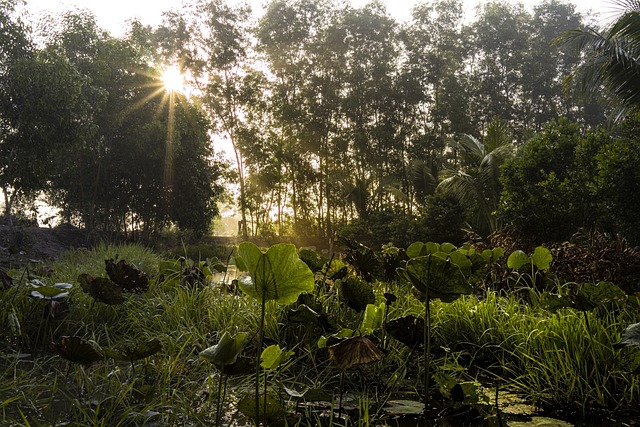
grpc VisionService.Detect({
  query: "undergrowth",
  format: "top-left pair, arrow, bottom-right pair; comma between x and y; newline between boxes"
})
0,243 -> 639,426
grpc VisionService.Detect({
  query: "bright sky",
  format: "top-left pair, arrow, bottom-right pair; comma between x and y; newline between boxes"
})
23,0 -> 618,37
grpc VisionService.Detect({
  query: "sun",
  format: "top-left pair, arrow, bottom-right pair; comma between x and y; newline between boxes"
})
162,65 -> 185,94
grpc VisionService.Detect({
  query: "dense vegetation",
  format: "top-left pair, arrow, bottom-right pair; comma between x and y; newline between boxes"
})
2,0 -> 640,425
1,240 -> 640,426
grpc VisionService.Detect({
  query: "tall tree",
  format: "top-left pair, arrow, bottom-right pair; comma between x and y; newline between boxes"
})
560,0 -> 640,119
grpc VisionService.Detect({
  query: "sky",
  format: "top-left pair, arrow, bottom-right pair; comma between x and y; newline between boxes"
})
23,0 -> 619,37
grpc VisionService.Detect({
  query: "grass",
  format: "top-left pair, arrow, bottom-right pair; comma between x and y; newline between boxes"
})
1,243 -> 639,425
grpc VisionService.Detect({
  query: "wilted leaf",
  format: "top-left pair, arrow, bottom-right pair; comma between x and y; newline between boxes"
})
103,338 -> 162,361
52,336 -> 103,365
78,273 -> 124,305
328,336 -> 384,370
1,268 -> 13,290
105,259 -> 149,293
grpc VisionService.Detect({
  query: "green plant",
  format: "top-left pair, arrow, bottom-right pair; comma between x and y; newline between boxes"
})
236,241 -> 314,426
397,241 -> 473,412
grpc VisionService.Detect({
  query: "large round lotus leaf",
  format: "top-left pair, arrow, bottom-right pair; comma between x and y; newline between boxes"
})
569,281 -> 626,312
237,242 -> 315,305
507,250 -> 530,270
531,246 -> 552,271
406,242 -> 423,258
299,249 -> 328,273
337,276 -> 375,311
385,315 -> 425,349
199,332 -> 248,366
78,274 -> 124,305
401,254 -> 472,302
52,336 -> 103,365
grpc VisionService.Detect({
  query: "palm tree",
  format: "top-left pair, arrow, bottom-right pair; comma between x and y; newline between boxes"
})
559,0 -> 640,119
438,118 -> 514,237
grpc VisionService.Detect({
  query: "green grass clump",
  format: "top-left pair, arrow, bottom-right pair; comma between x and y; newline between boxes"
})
431,292 -> 640,414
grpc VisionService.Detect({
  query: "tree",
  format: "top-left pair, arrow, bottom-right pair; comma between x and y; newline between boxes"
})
499,119 -> 608,243
438,118 -> 514,237
32,10 -> 224,235
560,0 -> 640,119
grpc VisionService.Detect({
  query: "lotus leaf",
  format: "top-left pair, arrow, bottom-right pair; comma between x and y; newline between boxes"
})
299,248 -> 328,273
613,323 -> 640,349
359,303 -> 385,335
337,276 -> 375,311
103,338 -> 162,362
531,246 -> 552,271
199,332 -> 248,366
398,254 -> 472,302
507,250 -> 530,270
52,336 -> 103,365
237,392 -> 287,425
569,281 -> 626,311
105,259 -> 149,293
237,242 -> 314,305
328,336 -> 384,370
260,344 -> 294,370
385,315 -> 425,349
78,273 -> 124,305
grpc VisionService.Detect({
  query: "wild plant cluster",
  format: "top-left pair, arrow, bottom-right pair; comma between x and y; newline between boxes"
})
1,239 -> 639,426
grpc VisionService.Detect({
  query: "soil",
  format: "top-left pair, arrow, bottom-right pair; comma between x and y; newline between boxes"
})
0,220 -> 90,269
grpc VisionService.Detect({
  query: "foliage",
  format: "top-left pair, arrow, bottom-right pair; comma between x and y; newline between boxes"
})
499,119 -> 608,242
